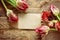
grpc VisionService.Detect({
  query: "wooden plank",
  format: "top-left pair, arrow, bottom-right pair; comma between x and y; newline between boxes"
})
0,30 -> 39,40
42,31 -> 60,40
0,17 -> 10,29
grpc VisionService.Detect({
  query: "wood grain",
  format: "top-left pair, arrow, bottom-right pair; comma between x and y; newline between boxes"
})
0,17 -> 10,29
0,0 -> 60,40
0,30 -> 39,40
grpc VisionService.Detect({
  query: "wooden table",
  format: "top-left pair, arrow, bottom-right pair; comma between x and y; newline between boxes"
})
0,0 -> 60,40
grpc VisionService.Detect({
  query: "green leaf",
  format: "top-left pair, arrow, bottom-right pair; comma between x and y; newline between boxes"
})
6,0 -> 17,7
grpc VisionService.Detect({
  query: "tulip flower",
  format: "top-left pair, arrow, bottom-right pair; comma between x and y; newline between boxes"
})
55,21 -> 60,31
7,9 -> 18,23
6,0 -> 28,12
42,11 -> 54,22
1,0 -> 18,23
50,4 -> 60,21
35,25 -> 50,35
16,0 -> 28,11
35,25 -> 57,37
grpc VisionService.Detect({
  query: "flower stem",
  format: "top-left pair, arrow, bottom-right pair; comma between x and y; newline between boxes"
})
57,14 -> 60,21
50,28 -> 56,31
1,0 -> 8,11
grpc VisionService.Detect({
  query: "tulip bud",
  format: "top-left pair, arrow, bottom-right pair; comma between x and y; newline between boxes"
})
7,9 -> 18,23
50,4 -> 60,21
42,11 -> 54,22
6,0 -> 28,12
50,4 -> 59,15
16,0 -> 28,11
1,0 -> 18,23
35,25 -> 50,35
55,21 -> 60,31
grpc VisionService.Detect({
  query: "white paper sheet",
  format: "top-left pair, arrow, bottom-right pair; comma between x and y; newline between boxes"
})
18,13 -> 41,29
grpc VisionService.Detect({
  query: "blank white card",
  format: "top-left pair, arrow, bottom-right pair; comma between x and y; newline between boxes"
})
18,13 -> 41,29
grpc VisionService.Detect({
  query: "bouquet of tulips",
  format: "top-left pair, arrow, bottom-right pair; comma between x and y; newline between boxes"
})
1,0 -> 28,23
35,4 -> 60,37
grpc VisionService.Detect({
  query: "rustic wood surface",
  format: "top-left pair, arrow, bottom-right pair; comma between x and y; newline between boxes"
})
42,31 -> 60,40
0,0 -> 60,40
0,30 -> 38,40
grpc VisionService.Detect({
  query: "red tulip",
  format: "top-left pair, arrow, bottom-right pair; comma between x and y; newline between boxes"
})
6,0 -> 28,12
35,25 -> 50,35
42,11 -> 54,22
16,0 -> 28,11
7,9 -> 18,23
55,21 -> 60,31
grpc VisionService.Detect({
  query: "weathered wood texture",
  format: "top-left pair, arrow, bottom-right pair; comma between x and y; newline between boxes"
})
0,30 -> 39,40
0,30 -> 60,40
0,0 -> 60,40
0,17 -> 10,29
42,31 -> 60,40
